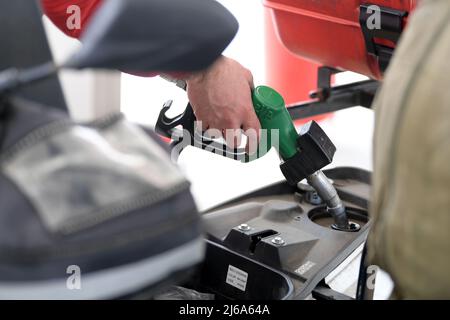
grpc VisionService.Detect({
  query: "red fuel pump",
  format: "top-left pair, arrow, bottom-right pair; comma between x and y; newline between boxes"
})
265,0 -> 417,80
264,0 -> 417,123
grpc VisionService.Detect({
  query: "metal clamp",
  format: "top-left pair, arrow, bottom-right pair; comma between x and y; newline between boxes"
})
359,4 -> 408,72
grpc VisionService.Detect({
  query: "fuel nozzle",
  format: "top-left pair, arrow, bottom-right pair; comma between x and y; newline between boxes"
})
305,171 -> 350,231
252,86 -> 354,232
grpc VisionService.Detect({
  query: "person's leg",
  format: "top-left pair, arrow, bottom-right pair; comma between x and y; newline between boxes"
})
368,0 -> 450,299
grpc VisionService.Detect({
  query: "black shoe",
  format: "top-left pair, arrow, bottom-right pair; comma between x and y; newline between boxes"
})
0,97 -> 204,299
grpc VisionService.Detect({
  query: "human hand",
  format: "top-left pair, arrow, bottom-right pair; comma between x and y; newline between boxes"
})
185,56 -> 261,153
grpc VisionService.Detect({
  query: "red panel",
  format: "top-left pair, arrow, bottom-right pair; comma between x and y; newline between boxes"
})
264,0 -> 417,79
265,9 -> 331,124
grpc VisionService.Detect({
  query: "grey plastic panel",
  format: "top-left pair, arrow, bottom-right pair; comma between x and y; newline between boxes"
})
202,167 -> 372,299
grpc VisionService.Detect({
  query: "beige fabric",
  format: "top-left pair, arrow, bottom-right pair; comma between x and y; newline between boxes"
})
368,0 -> 450,299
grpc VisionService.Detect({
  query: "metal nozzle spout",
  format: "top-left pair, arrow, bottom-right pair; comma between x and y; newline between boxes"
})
305,171 -> 354,231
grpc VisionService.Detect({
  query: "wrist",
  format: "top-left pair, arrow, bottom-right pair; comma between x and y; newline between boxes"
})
160,55 -> 225,88
160,73 -> 188,90
184,70 -> 205,84
185,55 -> 225,85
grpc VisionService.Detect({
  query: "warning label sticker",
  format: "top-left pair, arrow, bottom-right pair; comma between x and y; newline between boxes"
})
226,265 -> 248,292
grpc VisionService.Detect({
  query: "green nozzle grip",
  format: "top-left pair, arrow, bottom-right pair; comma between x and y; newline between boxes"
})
251,86 -> 298,160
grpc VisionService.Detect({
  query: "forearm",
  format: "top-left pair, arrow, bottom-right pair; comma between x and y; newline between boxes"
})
41,0 -> 222,81
160,56 -> 229,89
42,0 -> 156,77
160,68 -> 207,90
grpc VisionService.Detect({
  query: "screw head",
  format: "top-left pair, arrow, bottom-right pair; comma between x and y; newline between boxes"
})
305,191 -> 323,205
238,224 -> 251,231
271,236 -> 285,246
